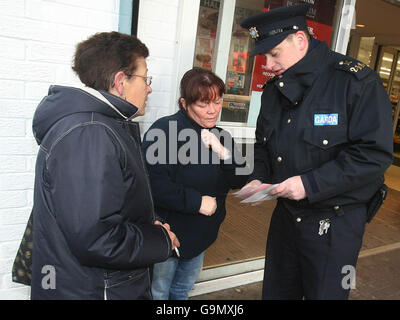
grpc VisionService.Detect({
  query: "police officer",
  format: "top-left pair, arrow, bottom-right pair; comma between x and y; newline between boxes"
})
239,4 -> 393,299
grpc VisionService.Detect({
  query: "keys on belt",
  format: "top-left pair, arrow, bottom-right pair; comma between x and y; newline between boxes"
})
318,219 -> 331,236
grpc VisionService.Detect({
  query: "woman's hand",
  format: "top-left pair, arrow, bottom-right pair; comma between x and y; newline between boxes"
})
199,196 -> 217,216
154,221 -> 180,250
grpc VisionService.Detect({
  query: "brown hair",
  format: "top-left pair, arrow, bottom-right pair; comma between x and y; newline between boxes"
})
179,67 -> 225,110
72,31 -> 149,90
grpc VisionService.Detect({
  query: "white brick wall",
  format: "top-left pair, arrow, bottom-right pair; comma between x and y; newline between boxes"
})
0,0 -> 182,300
0,0 -> 117,299
137,0 -> 180,132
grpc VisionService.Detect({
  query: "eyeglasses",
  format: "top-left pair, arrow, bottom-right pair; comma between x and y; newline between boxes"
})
129,74 -> 152,86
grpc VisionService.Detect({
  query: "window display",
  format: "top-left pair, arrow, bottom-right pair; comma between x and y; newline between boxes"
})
222,3 -> 261,124
193,0 -> 220,70
193,0 -> 338,126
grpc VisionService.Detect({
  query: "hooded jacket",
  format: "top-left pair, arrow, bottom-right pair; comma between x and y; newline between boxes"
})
30,85 -> 171,300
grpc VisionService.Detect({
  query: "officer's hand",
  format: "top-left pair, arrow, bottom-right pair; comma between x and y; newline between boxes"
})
199,196 -> 217,216
269,176 -> 306,200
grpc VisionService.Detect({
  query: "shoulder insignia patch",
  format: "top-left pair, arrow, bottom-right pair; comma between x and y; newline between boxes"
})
335,59 -> 371,80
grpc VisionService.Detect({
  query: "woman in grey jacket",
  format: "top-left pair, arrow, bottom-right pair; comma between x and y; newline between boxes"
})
30,32 -> 179,300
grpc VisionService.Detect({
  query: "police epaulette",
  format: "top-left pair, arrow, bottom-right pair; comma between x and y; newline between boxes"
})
335,59 -> 371,80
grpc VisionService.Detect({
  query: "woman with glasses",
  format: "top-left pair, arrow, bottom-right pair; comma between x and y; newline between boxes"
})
142,68 -> 249,300
29,31 -> 179,300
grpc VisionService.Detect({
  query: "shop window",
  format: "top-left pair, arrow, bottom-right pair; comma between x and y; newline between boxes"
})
194,0 -> 220,70
222,1 -> 262,125
193,0 -> 339,127
193,0 -> 263,126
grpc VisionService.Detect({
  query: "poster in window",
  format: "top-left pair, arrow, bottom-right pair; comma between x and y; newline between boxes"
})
225,6 -> 256,96
194,0 -> 220,69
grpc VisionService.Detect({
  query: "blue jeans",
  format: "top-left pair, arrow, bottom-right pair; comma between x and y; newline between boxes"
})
151,251 -> 205,300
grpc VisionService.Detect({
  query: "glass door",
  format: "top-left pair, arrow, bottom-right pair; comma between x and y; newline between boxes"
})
391,53 -> 400,141
376,46 -> 400,141
376,47 -> 396,91
193,0 -> 264,127
389,52 -> 400,105
193,0 -> 341,129
219,0 -> 263,126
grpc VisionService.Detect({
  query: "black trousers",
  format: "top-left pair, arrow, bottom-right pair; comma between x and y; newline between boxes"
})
262,201 -> 367,300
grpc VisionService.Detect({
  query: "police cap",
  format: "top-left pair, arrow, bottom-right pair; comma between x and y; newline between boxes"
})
241,4 -> 310,56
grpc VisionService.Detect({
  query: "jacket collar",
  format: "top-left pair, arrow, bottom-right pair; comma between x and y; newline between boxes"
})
177,108 -> 217,133
99,90 -> 139,120
269,40 -> 329,106
32,85 -> 140,145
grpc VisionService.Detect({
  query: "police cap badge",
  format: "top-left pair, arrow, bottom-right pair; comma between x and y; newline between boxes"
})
241,4 -> 310,56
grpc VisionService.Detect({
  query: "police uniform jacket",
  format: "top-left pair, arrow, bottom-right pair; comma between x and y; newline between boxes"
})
251,40 -> 393,211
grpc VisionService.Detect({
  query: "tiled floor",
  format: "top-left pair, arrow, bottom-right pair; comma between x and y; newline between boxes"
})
385,165 -> 400,191
350,248 -> 400,300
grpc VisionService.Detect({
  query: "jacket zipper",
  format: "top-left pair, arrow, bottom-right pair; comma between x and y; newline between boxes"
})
138,145 -> 156,221
104,279 -> 108,300
124,122 -> 171,256
124,122 -> 156,222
